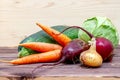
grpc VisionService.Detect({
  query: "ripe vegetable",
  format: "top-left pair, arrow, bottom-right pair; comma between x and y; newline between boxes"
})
0,49 -> 61,65
61,39 -> 89,63
62,26 -> 114,61
19,42 -> 62,52
96,37 -> 114,61
80,38 -> 103,67
36,23 -> 71,46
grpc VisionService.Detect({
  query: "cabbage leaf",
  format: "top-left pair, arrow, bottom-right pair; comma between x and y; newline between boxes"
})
78,16 -> 119,47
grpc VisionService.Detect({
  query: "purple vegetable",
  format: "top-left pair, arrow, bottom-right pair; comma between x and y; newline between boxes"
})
61,39 -> 90,63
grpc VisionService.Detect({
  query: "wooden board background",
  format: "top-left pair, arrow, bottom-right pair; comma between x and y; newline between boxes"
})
0,46 -> 120,80
0,0 -> 120,47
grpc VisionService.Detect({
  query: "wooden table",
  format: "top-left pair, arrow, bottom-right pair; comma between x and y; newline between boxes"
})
0,46 -> 120,80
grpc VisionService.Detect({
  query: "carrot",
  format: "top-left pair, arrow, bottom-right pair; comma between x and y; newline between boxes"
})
36,23 -> 71,46
6,49 -> 61,65
19,42 -> 62,52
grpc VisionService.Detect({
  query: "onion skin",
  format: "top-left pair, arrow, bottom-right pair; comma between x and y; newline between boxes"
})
80,38 -> 103,67
80,50 -> 103,67
96,37 -> 114,61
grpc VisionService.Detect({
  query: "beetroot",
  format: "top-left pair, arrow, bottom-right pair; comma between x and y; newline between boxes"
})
61,39 -> 89,63
96,37 -> 114,61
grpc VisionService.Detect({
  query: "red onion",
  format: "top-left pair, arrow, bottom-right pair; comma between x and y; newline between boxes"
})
96,37 -> 113,61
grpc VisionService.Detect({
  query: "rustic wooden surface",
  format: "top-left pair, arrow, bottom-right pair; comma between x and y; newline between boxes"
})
0,46 -> 120,80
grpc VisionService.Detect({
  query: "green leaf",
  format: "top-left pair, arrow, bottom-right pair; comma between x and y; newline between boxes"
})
78,16 -> 119,47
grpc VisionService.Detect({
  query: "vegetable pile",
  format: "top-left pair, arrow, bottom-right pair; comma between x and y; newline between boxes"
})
0,17 -> 119,68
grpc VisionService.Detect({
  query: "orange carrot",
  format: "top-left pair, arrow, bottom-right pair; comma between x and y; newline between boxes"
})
36,23 -> 71,46
1,49 -> 61,65
19,42 -> 62,52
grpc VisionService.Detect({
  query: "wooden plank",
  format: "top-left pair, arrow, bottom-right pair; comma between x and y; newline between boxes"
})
0,47 -> 17,53
35,77 -> 120,80
0,76 -> 120,80
113,50 -> 120,57
0,54 -> 17,58
0,64 -> 120,77
0,46 -> 120,78
2,63 -> 120,78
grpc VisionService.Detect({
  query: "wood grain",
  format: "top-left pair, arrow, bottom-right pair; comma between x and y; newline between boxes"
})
0,0 -> 120,46
0,46 -> 120,80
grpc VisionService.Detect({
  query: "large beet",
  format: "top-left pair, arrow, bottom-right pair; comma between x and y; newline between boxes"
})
61,39 -> 89,63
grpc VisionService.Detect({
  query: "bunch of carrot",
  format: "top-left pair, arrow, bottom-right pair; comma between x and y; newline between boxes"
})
0,23 -> 71,65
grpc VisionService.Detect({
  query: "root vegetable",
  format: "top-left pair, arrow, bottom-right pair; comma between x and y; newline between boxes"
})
80,38 -> 103,67
19,42 -> 62,52
96,37 -> 114,61
0,49 -> 62,65
36,23 -> 71,46
61,39 -> 89,63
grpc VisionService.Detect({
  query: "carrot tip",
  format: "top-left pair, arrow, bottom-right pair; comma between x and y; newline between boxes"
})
36,22 -> 42,26
18,44 -> 22,46
36,22 -> 39,25
18,44 -> 25,46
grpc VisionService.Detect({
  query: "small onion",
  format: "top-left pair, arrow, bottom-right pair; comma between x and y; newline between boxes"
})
80,38 -> 103,67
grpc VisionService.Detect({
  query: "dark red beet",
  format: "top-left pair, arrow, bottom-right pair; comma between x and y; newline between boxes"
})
61,39 -> 90,63
96,37 -> 114,61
